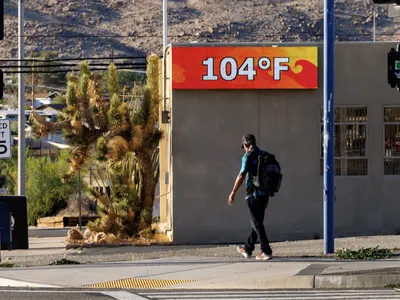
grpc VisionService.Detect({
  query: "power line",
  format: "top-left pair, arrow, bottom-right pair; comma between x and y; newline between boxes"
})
4,66 -> 146,74
0,56 -> 147,62
6,83 -> 67,92
0,62 -> 147,69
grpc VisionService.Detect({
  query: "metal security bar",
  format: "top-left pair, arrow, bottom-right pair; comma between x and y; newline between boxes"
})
320,107 -> 368,176
383,107 -> 400,175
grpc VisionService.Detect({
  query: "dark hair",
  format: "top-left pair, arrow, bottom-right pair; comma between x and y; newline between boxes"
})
241,134 -> 257,149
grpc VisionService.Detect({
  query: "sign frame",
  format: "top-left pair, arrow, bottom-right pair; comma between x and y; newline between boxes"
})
171,45 -> 318,90
0,119 -> 12,159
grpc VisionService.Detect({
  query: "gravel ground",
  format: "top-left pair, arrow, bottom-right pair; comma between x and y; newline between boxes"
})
1,235 -> 400,268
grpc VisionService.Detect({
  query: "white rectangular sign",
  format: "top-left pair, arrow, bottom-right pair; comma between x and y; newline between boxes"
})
0,120 -> 12,159
388,4 -> 400,17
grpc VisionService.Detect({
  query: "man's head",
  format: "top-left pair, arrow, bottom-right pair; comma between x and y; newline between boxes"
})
241,134 -> 257,152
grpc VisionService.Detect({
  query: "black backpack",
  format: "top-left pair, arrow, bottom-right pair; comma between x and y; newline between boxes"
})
252,151 -> 283,197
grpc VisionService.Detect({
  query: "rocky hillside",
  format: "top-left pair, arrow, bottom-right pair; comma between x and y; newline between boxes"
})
0,0 -> 398,58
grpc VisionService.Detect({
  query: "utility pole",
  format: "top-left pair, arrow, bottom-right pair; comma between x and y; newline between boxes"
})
31,61 -> 35,110
373,8 -> 376,42
323,0 -> 335,254
163,0 -> 167,51
18,0 -> 25,196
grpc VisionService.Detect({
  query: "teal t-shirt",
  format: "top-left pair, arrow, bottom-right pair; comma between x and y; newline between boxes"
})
240,146 -> 266,199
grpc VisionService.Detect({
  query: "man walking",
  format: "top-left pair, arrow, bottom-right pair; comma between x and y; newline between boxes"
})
228,134 -> 273,260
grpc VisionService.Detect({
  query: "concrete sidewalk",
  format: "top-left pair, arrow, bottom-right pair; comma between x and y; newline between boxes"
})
1,233 -> 400,290
1,256 -> 400,289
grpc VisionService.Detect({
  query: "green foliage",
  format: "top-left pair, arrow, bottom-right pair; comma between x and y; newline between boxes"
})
26,151 -> 79,225
1,150 -> 78,225
0,147 -> 18,194
87,153 -> 141,237
335,247 -> 395,260
53,95 -> 67,105
49,258 -> 80,265
102,70 -> 145,92
32,56 -> 163,237
0,262 -> 14,268
26,51 -> 67,87
384,284 -> 400,288
10,121 -> 18,134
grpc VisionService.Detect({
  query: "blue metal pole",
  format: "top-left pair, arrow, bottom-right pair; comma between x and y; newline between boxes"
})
323,0 -> 335,254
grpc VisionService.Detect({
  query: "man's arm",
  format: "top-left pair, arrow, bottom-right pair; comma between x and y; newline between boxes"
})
228,155 -> 248,205
228,173 -> 245,205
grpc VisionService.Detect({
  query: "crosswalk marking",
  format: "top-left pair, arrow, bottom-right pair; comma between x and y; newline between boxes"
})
138,290 -> 400,300
102,291 -> 148,300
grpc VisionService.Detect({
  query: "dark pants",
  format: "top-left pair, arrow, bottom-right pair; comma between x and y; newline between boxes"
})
244,195 -> 272,255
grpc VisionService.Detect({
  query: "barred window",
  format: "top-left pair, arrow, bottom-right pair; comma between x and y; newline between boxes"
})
384,107 -> 400,175
320,107 -> 368,176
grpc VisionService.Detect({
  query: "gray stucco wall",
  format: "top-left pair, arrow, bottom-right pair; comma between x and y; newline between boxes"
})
169,42 -> 400,244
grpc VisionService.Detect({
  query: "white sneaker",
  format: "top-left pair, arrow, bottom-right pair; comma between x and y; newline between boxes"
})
255,252 -> 273,260
237,246 -> 251,258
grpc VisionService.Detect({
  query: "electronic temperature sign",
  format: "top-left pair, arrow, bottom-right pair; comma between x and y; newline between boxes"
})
171,46 -> 318,90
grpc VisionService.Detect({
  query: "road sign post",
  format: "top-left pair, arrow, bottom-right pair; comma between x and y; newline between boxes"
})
0,120 -> 11,159
323,0 -> 335,255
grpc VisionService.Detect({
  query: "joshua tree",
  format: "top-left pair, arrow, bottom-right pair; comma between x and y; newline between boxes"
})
32,55 -> 163,237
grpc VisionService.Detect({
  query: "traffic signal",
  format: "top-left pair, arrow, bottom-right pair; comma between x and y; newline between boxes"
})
372,0 -> 400,3
388,46 -> 400,90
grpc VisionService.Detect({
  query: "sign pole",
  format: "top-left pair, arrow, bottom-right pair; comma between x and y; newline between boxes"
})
323,0 -> 335,254
18,0 -> 25,196
163,0 -> 167,51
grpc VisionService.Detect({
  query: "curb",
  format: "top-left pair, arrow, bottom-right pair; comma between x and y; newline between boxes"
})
314,275 -> 400,289
0,277 -> 60,288
167,275 -> 400,290
0,274 -> 399,290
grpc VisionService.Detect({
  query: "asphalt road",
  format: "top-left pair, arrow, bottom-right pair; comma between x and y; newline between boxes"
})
0,290 -> 112,300
1,289 -> 400,300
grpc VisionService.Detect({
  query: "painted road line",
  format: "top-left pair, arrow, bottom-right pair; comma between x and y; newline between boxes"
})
0,290 -> 146,299
0,277 -> 60,288
102,291 -> 148,300
140,290 -> 400,300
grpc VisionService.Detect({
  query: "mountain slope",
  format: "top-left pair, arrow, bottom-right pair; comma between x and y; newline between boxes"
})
0,0 -> 397,58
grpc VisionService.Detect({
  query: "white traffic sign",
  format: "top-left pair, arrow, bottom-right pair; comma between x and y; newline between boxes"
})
388,4 -> 400,17
0,120 -> 12,159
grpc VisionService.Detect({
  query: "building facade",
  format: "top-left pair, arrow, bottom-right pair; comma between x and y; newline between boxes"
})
159,42 -> 400,244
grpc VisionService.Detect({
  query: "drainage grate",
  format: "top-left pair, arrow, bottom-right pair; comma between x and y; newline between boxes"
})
84,278 -> 198,289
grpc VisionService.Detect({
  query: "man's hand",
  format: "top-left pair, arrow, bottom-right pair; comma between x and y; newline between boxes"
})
228,173 -> 245,206
228,192 -> 235,206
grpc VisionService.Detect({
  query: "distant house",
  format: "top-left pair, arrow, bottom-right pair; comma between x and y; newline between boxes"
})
0,108 -> 69,152
27,91 -> 63,109
0,109 -> 58,122
35,91 -> 61,106
35,103 -> 66,112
